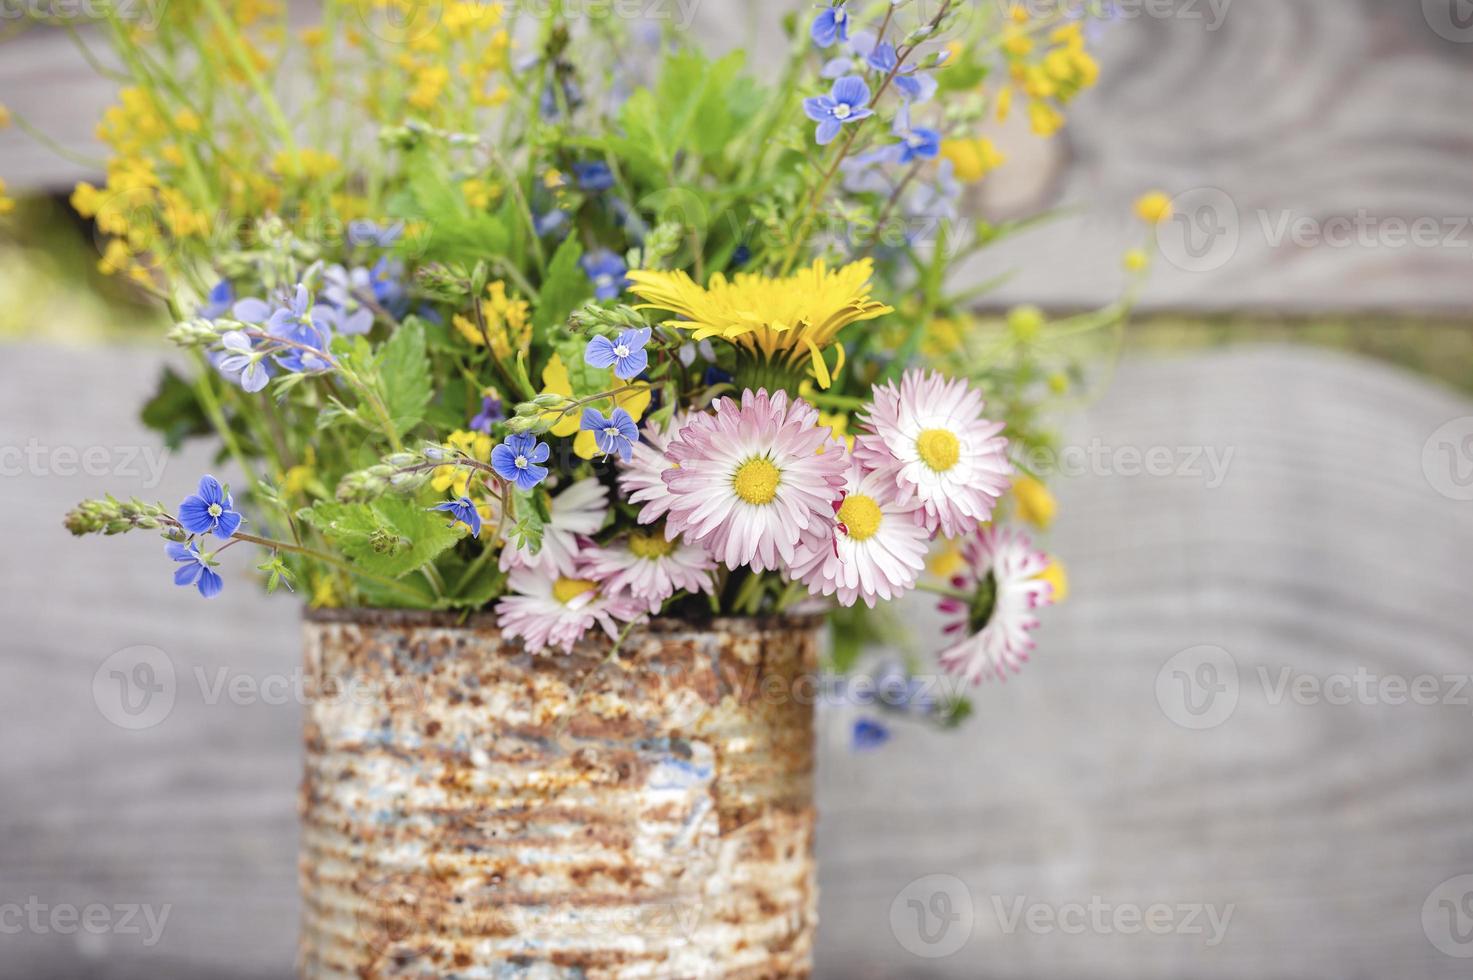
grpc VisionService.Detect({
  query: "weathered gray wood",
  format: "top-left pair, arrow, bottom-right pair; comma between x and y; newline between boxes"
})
2,342 -> 1471,977
5,0 -> 1473,313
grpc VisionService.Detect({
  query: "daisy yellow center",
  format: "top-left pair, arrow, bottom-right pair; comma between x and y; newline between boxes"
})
916,428 -> 960,472
552,577 -> 597,605
733,457 -> 781,505
629,531 -> 678,560
836,494 -> 882,542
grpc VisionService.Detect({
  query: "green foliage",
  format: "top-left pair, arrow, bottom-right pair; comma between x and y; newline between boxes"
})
532,237 -> 588,342
391,148 -> 511,265
299,497 -> 460,579
140,367 -> 213,449
379,317 -> 433,437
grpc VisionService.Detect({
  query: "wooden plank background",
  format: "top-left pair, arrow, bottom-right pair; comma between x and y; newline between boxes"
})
4,0 -> 1473,313
3,341 -> 1472,977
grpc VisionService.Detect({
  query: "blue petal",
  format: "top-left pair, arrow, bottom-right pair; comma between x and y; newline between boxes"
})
585,336 -> 618,369
528,441 -> 551,464
213,509 -> 242,540
815,118 -> 843,145
178,498 -> 212,534
613,349 -> 648,380
232,297 -> 272,323
810,9 -> 837,47
197,566 -> 224,598
166,541 -> 194,562
197,475 -> 223,504
620,327 -> 651,350
833,75 -> 871,108
580,407 -> 608,432
803,96 -> 834,122
174,562 -> 203,587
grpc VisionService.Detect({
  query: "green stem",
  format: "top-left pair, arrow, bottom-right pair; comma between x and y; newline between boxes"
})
229,531 -> 425,601
198,0 -> 298,154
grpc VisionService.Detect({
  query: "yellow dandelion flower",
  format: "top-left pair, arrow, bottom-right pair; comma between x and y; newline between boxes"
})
625,259 -> 892,389
1135,191 -> 1174,225
1012,475 -> 1057,529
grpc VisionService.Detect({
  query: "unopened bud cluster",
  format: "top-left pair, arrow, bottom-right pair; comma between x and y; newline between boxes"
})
64,496 -> 180,538
505,393 -> 571,435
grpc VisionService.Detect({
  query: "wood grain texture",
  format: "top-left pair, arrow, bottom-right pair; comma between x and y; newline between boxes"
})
2,342 -> 1471,977
5,0 -> 1473,313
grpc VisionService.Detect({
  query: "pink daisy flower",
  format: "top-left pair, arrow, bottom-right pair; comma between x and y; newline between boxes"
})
499,477 -> 608,576
617,411 -> 694,526
582,530 -> 717,612
790,461 -> 931,608
662,389 -> 848,572
495,566 -> 645,655
937,525 -> 1055,684
854,369 -> 1013,537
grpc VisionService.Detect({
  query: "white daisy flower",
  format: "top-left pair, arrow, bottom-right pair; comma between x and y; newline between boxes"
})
499,477 -> 609,577
617,411 -> 693,526
662,389 -> 848,572
855,368 -> 1013,537
790,461 -> 931,607
937,525 -> 1056,684
582,530 -> 717,612
495,566 -> 645,655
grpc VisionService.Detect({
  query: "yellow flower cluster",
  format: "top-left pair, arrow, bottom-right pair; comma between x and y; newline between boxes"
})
453,281 -> 532,362
362,0 -> 511,124
999,13 -> 1100,138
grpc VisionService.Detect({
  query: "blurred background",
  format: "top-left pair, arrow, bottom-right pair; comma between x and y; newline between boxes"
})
3,0 -> 1473,977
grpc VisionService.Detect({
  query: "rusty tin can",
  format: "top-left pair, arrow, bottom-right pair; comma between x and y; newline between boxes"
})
298,609 -> 821,979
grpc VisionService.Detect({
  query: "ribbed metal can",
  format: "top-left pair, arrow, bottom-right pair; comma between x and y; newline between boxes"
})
298,609 -> 820,979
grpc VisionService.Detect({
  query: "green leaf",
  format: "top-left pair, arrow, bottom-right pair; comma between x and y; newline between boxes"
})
379,317 -> 432,437
389,148 -> 511,264
298,497 -> 460,579
532,237 -> 588,343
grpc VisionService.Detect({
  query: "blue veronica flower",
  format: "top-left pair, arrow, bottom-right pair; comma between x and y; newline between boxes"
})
347,219 -> 404,249
810,1 -> 851,48
803,75 -> 873,146
729,244 -> 752,268
580,249 -> 630,301
535,208 -> 570,238
820,30 -> 877,79
892,105 -> 941,164
317,300 -> 374,337
852,718 -> 891,751
865,41 -> 936,103
433,496 -> 482,536
580,407 -> 639,461
491,433 -> 551,492
585,327 -> 651,380
470,392 -> 505,433
573,161 -> 615,192
199,279 -> 234,319
214,330 -> 273,393
178,474 -> 243,540
321,265 -> 380,335
167,540 -> 223,598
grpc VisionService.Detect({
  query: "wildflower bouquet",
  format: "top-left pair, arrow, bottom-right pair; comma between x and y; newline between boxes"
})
53,0 -> 1149,729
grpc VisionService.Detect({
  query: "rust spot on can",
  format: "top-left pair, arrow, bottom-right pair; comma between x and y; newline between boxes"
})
297,609 -> 820,979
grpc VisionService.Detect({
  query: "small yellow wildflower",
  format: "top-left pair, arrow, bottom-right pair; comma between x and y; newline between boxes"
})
173,108 -> 201,134
940,137 -> 1005,183
1124,248 -> 1151,272
0,178 -> 14,217
928,538 -> 966,579
996,86 -> 1013,123
433,430 -> 493,497
310,575 -> 340,609
1028,101 -> 1065,138
543,169 -> 566,190
1048,372 -> 1069,395
1007,305 -> 1045,343
461,178 -> 500,210
1012,475 -> 1057,529
1037,557 -> 1069,604
1135,191 -> 1174,225
0,104 -> 11,129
